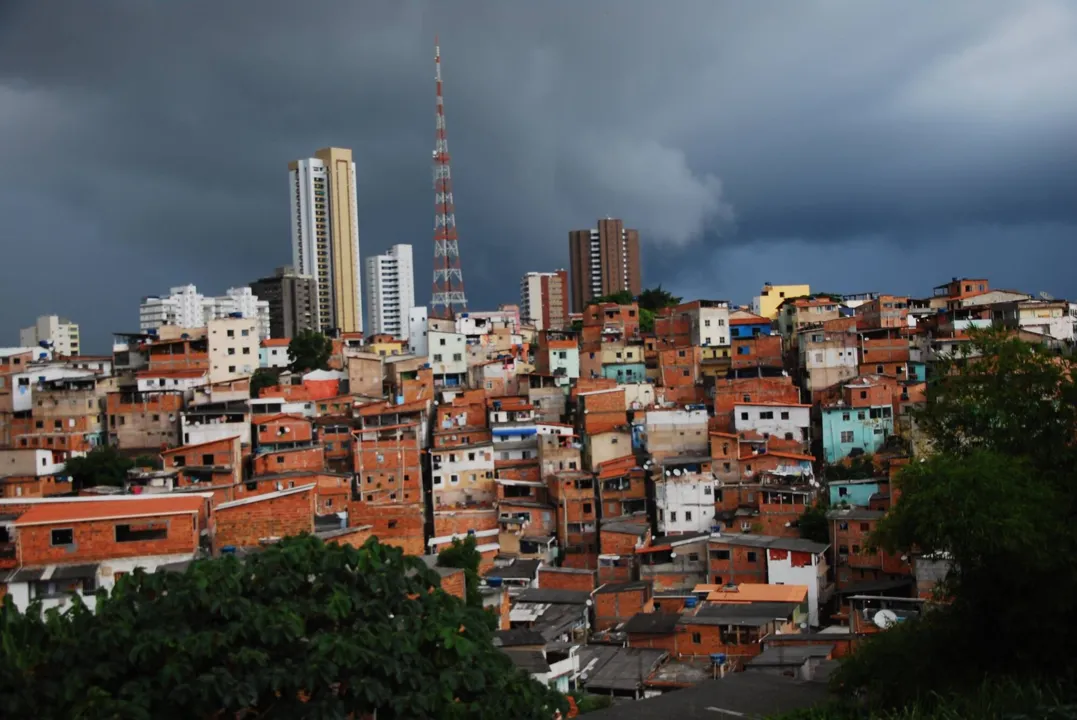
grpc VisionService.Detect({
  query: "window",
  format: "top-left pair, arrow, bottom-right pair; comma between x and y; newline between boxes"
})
860,391 -> 867,399
840,431 -> 854,443
116,522 -> 167,542
388,520 -> 398,529
712,549 -> 730,560
227,347 -> 236,355
453,353 -> 462,361
759,411 -> 773,420
704,486 -> 712,495
201,453 -> 214,465
583,503 -> 592,514
692,632 -> 702,644
704,319 -> 711,327
842,412 -> 850,421
242,347 -> 251,355
51,529 -> 74,546
685,511 -> 693,522
433,354 -> 442,362
227,329 -> 234,338
669,511 -> 677,522
747,551 -> 757,562
228,365 -> 236,373
860,522 -> 870,531
780,411 -> 790,420
439,338 -> 446,346
740,411 -> 748,420
275,456 -> 284,464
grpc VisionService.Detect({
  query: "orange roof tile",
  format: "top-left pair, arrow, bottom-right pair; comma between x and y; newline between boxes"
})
255,413 -> 311,425
262,338 -> 291,347
729,315 -> 769,325
15,496 -> 207,526
697,583 -> 809,604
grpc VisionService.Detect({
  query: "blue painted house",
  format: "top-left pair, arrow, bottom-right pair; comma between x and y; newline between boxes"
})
730,312 -> 773,339
601,363 -> 647,383
828,478 -> 883,508
820,404 -> 895,463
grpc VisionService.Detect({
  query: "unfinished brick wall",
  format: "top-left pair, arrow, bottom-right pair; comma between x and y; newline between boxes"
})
215,489 -> 314,550
256,415 -> 314,446
538,566 -> 596,592
432,508 -> 499,538
438,568 -> 466,601
19,515 -> 199,565
351,502 -> 425,556
253,446 -> 325,476
594,585 -> 653,630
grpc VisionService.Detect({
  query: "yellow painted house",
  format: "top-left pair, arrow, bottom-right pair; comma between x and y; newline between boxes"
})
752,283 -> 811,320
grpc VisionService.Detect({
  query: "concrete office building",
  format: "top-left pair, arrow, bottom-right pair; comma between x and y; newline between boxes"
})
19,315 -> 80,356
365,244 -> 415,340
288,147 -> 362,334
520,270 -> 569,331
250,266 -> 316,340
567,217 -> 642,313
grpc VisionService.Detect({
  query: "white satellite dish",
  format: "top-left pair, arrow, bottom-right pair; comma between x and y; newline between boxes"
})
873,609 -> 899,629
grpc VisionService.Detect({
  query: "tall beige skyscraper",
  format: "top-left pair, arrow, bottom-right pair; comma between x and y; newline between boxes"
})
288,147 -> 363,334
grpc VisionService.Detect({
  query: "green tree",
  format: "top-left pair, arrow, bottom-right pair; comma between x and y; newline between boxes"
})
0,535 -> 566,720
797,503 -> 830,544
636,285 -> 682,312
834,328 -> 1077,707
250,367 -> 282,398
437,535 -> 484,609
132,454 -> 162,471
824,454 -> 876,481
288,330 -> 333,373
586,290 -> 634,307
63,445 -> 133,490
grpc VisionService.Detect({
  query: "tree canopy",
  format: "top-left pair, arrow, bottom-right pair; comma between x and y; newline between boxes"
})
834,329 -> 1077,707
0,535 -> 565,720
437,535 -> 484,609
250,367 -> 282,398
62,445 -> 133,490
288,330 -> 333,373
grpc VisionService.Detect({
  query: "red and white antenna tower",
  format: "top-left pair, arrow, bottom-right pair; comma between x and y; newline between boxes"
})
430,35 -> 468,319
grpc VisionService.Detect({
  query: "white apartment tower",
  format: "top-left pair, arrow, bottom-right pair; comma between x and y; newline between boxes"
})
365,244 -> 415,340
20,315 -> 80,356
139,285 -> 270,339
289,148 -> 363,335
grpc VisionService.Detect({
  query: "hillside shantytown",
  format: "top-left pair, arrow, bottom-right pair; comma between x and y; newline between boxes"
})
3,234 -> 1076,715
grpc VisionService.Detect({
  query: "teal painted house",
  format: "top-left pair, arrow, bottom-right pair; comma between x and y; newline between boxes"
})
601,363 -> 647,383
828,478 -> 882,508
820,405 -> 894,463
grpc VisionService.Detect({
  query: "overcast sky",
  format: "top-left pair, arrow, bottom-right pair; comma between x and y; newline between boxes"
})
2,1 -> 1076,351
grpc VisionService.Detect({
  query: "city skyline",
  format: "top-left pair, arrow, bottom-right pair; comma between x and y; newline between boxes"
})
2,2 -> 1076,351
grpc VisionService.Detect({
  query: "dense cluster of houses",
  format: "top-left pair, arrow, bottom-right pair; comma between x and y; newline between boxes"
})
0,277 -> 1072,703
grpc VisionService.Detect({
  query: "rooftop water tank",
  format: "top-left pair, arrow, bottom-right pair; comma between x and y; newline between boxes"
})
684,596 -> 698,608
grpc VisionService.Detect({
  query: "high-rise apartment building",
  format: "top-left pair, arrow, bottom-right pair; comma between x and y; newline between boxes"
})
288,147 -> 362,334
365,244 -> 415,340
250,266 -> 316,340
520,270 -> 569,331
139,285 -> 270,339
567,218 -> 642,313
19,315 -> 80,356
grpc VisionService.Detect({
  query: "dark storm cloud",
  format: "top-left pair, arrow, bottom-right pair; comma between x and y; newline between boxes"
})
1,1 -> 1075,350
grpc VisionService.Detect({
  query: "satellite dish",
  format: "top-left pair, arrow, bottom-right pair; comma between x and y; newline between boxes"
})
1040,291 -> 1055,301
873,609 -> 899,629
